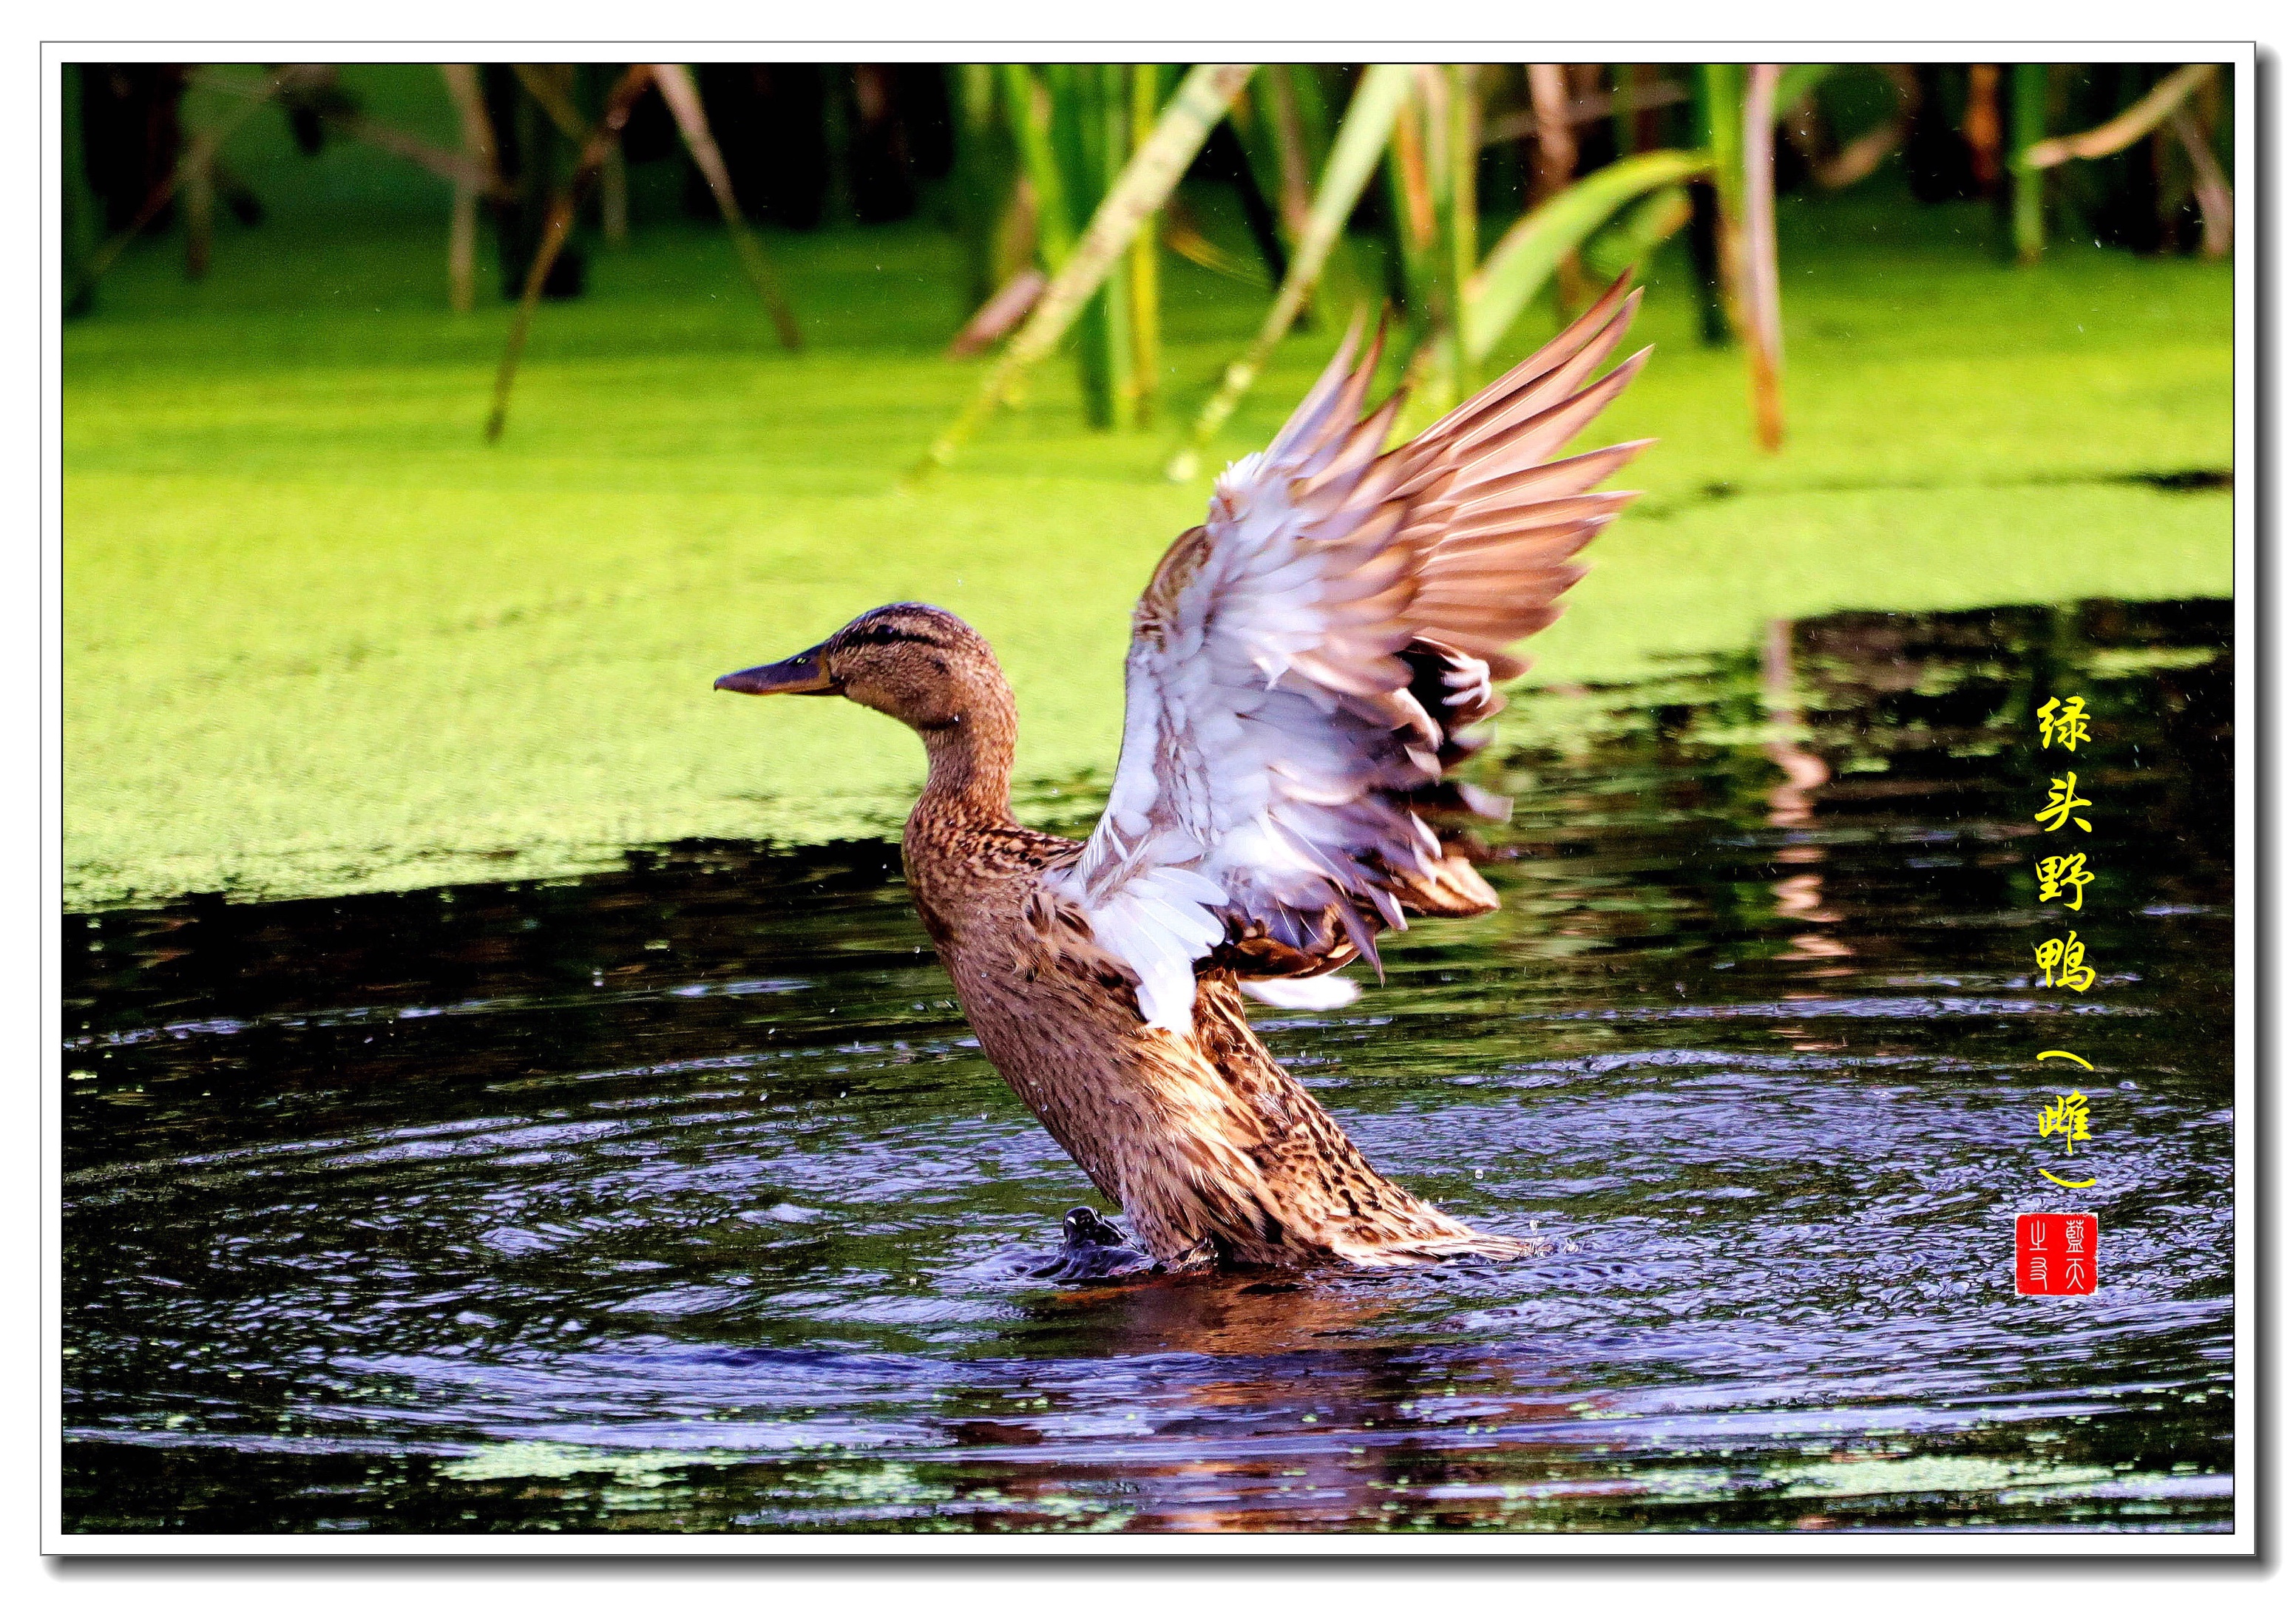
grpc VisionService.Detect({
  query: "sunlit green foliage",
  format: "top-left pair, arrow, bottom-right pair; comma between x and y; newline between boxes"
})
64,191 -> 2229,909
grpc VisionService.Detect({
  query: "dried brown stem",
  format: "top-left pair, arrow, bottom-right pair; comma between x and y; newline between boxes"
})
1524,65 -> 1576,201
71,64 -> 320,300
2169,105 -> 2233,258
1813,64 -> 1916,190
1743,64 -> 1786,452
1482,77 -> 1687,145
944,268 -> 1047,358
439,64 -> 500,313
485,64 -> 657,442
2024,63 -> 2218,169
1964,64 -> 2003,188
509,64 -> 588,143
650,62 -> 804,350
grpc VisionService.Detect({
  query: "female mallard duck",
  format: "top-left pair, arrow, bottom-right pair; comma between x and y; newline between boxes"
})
719,278 -> 1651,1271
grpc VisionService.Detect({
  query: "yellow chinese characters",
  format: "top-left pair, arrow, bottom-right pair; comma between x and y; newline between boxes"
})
2029,686 -> 2102,1196
2036,852 -> 2094,912
2035,695 -> 2092,752
2036,1057 -> 2097,1184
2038,1091 -> 2091,1156
2034,933 -> 2096,991
2034,772 -> 2093,833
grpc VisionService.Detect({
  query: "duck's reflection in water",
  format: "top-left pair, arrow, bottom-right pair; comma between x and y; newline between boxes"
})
956,1265 -> 1608,1529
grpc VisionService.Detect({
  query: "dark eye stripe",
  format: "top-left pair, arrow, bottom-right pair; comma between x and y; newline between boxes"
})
848,626 -> 939,648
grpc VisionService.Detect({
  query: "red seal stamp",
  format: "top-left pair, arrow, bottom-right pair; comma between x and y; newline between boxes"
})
2016,1212 -> 2099,1295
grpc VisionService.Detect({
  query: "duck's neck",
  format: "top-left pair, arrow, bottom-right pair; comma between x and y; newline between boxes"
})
913,685 -> 1018,829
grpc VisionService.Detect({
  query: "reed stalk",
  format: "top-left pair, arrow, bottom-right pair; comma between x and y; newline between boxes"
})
1741,64 -> 1786,452
68,65 -> 311,307
1261,64 -> 1331,328
1285,66 -> 1338,189
2169,105 -> 2233,259
61,63 -> 97,316
2011,62 -> 2049,265
1128,64 -> 1164,427
510,64 -> 586,141
438,64 -> 496,313
485,65 -> 656,441
1772,64 -> 1835,123
1167,63 -> 1415,481
912,64 -> 1256,481
1037,64 -> 1122,429
1094,63 -> 1136,430
1001,64 -> 1075,272
1443,65 -> 1481,396
1583,183 -> 1693,283
651,63 -> 803,350
1463,147 -> 1710,361
1696,61 -> 1748,343
1608,62 -> 1639,158
600,146 -> 629,244
1525,64 -> 1587,313
1964,64 -> 2005,189
1418,69 -> 1461,407
1256,69 -> 1313,240
1384,78 -> 1439,355
951,64 -> 1007,310
2022,62 -> 2217,168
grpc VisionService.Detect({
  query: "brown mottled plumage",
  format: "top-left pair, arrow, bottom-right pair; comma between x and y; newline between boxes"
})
717,279 -> 1653,1269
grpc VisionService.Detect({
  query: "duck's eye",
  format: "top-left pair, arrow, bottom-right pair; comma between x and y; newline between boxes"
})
850,625 -> 936,649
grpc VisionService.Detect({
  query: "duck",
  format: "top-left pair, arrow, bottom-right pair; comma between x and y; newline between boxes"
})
717,276 -> 1651,1271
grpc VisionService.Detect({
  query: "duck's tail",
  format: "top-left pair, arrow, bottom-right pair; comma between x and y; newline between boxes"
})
1333,1226 -> 1548,1268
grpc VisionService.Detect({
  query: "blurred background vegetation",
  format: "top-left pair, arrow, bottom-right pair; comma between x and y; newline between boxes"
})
60,61 -> 2235,909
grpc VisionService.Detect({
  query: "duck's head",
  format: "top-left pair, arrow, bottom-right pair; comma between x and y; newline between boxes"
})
714,602 -> 1008,733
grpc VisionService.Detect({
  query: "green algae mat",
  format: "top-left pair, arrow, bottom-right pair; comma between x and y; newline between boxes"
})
63,200 -> 2232,910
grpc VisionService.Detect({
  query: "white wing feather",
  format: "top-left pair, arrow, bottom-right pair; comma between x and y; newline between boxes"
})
1240,974 -> 1364,1010
1052,282 -> 1652,1032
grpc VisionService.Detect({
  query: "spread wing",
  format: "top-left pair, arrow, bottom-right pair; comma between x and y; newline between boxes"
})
1044,276 -> 1652,1031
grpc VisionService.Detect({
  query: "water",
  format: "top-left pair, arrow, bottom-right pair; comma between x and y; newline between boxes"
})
61,599 -> 2235,1534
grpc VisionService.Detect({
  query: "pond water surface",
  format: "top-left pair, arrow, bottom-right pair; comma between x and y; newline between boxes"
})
62,598 -> 2235,1535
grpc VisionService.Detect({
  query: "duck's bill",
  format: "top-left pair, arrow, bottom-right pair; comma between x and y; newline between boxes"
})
714,648 -> 837,696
